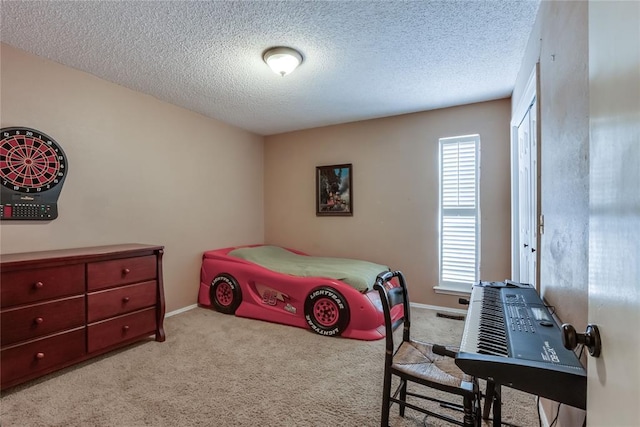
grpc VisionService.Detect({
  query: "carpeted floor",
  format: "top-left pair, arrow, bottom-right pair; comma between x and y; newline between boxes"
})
0,307 -> 538,426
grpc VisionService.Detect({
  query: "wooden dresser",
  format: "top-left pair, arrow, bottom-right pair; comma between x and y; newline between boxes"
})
0,244 -> 165,391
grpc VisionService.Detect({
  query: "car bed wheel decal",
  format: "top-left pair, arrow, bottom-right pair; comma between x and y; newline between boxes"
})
215,282 -> 233,306
210,273 -> 242,314
313,299 -> 339,327
304,287 -> 350,337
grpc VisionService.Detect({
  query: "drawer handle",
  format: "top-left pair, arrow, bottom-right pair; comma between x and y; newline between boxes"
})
122,268 -> 131,275
122,325 -> 130,332
34,317 -> 44,325
35,352 -> 45,360
34,281 -> 44,289
122,296 -> 130,303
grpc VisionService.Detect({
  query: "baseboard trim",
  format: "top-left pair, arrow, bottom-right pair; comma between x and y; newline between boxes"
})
410,302 -> 468,317
167,303 -> 465,318
538,398 -> 550,427
166,304 -> 198,318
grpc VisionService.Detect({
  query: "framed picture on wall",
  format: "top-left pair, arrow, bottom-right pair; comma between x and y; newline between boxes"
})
316,163 -> 352,216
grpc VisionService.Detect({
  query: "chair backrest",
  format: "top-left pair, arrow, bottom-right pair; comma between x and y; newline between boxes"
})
374,270 -> 411,353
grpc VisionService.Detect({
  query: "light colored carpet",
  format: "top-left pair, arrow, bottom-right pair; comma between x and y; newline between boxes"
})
0,307 -> 538,426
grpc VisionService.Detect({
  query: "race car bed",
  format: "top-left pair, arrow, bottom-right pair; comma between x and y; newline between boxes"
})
198,245 -> 402,340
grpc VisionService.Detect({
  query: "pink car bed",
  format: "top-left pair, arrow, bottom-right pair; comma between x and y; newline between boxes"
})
198,245 -> 402,340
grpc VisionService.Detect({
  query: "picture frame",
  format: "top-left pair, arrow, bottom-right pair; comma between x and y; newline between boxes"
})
316,163 -> 353,216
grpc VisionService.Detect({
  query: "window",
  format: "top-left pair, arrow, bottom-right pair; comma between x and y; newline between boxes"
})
438,135 -> 480,292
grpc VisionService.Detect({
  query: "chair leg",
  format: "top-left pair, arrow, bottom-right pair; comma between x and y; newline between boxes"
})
399,379 -> 407,417
463,394 -> 475,427
381,372 -> 392,427
475,392 -> 482,427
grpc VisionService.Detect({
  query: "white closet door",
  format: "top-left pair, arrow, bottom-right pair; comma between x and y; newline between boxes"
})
517,103 -> 537,288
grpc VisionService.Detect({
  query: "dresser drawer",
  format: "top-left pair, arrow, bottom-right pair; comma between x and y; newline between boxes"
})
1,296 -> 85,346
87,255 -> 157,291
87,281 -> 157,323
0,328 -> 85,386
1,265 -> 85,308
88,308 -> 156,353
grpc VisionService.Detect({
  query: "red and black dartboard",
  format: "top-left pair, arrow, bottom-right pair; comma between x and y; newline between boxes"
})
0,127 -> 68,220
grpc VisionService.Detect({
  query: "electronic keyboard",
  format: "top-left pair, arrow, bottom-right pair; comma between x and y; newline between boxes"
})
456,281 -> 586,410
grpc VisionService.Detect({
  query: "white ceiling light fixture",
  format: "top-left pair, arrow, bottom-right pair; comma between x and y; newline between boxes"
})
263,46 -> 303,77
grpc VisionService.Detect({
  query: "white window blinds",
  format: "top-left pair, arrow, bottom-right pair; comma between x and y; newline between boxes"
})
439,135 -> 480,289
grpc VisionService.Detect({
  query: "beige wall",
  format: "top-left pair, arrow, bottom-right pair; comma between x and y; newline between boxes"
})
264,99 -> 512,309
1,42 -> 512,313
512,1 -> 588,425
0,44 -> 265,313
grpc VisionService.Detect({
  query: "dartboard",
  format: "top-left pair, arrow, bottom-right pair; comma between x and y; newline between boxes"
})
0,127 -> 68,220
1,127 -> 67,193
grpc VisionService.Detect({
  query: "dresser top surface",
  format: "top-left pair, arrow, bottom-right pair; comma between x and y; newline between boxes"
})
0,244 -> 164,267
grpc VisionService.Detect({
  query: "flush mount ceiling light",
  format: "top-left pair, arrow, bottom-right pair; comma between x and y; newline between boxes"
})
263,46 -> 303,77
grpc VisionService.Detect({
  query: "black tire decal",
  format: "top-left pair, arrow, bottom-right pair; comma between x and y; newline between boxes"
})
304,287 -> 350,337
210,273 -> 242,314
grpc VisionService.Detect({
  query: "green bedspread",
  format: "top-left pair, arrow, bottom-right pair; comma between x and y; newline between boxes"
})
228,245 -> 389,292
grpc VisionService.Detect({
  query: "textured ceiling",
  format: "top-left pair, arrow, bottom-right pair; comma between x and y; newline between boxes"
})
0,1 -> 540,136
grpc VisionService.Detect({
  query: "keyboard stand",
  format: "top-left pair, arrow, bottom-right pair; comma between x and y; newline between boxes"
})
483,380 -> 501,427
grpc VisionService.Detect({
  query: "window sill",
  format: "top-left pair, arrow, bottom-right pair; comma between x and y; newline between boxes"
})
433,285 -> 472,297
